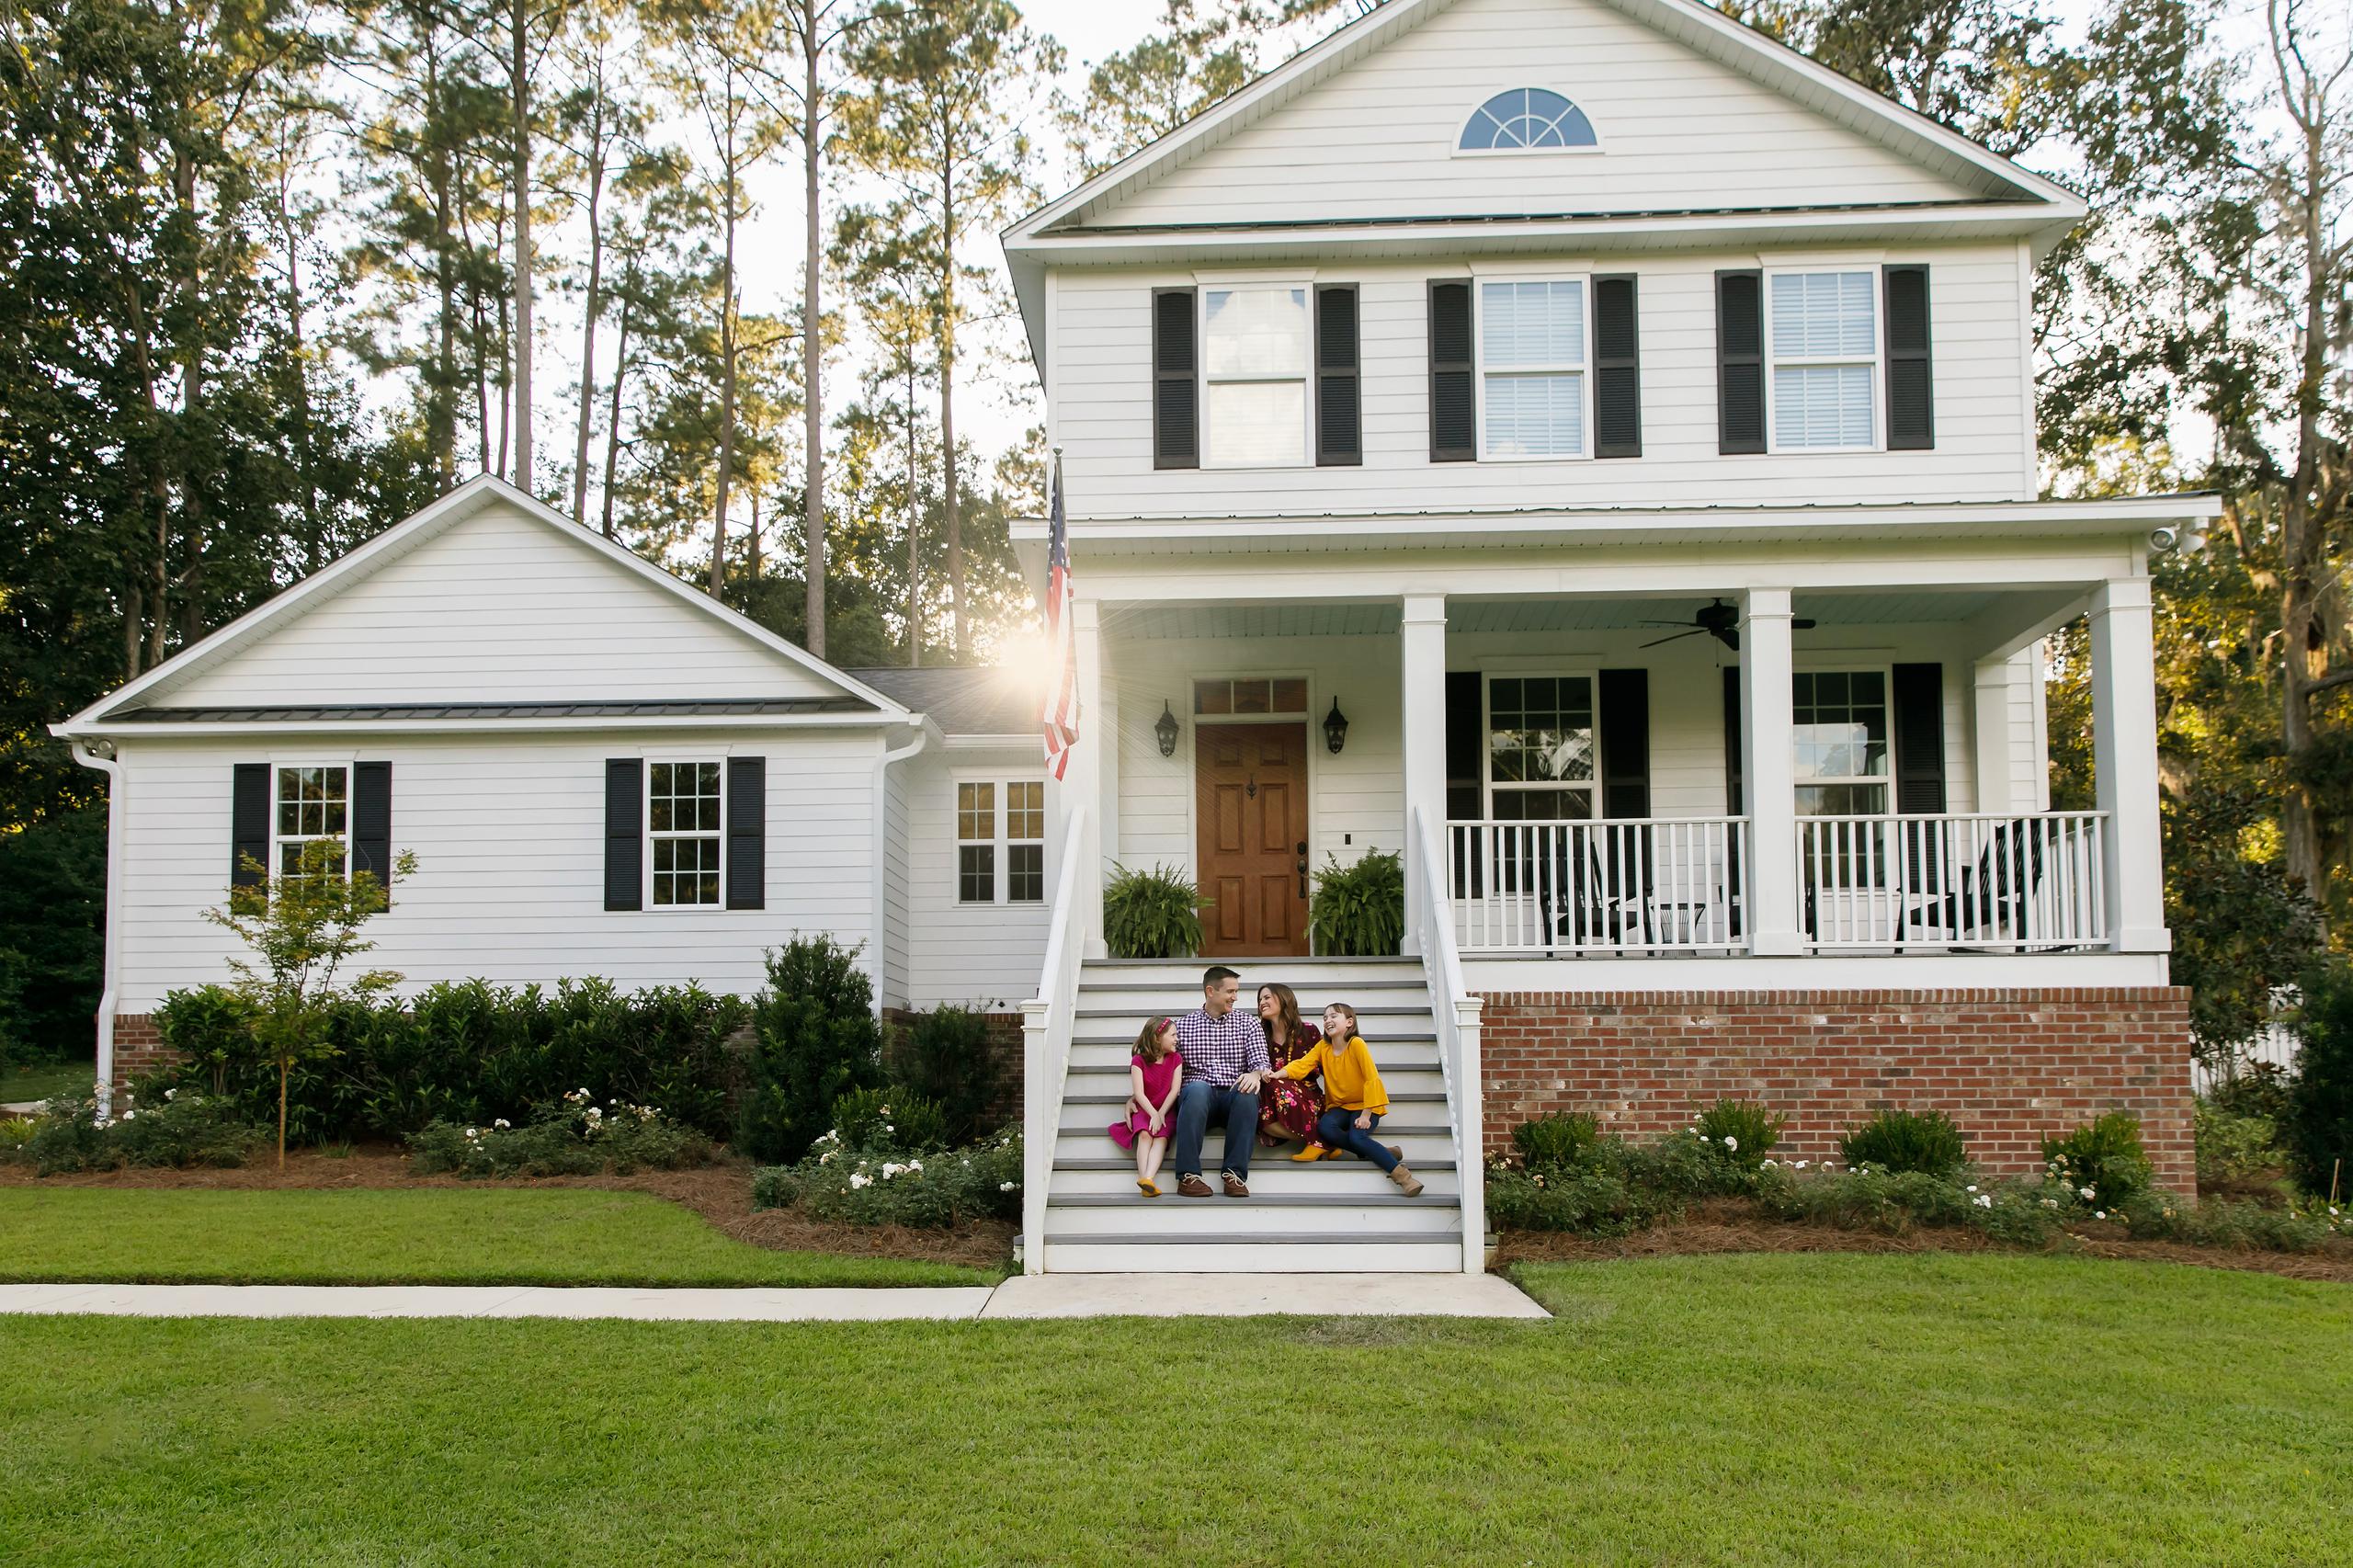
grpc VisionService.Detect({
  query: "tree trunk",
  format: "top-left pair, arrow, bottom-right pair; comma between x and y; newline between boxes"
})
282,161 -> 320,572
2282,104 -> 2332,924
802,37 -> 826,657
938,178 -> 964,662
601,271 -> 633,540
571,93 -> 608,525
429,41 -> 458,484
510,0 -> 533,491
174,142 -> 208,647
123,581 -> 143,680
277,1057 -> 289,1169
906,350 -> 920,666
710,94 -> 740,600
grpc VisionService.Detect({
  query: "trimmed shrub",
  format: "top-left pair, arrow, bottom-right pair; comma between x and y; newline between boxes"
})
2042,1112 -> 2154,1203
1102,864 -> 1206,960
826,1086 -> 949,1154
1512,1112 -> 1599,1169
2287,960 -> 2353,1199
737,936 -> 884,1165
886,1008 -> 1000,1144
1839,1108 -> 1969,1179
407,1092 -> 710,1178
1692,1099 -> 1785,1169
1307,850 -> 1404,958
1485,1161 -> 1673,1236
7,1089 -> 261,1176
752,1126 -> 1022,1227
2195,1100 -> 2283,1187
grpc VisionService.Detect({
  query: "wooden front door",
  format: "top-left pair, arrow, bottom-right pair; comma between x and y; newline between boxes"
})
1196,722 -> 1311,957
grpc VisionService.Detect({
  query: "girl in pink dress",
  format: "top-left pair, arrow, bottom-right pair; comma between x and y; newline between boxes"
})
1108,1017 -> 1184,1196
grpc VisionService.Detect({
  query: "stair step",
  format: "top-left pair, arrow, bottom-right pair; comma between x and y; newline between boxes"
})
1053,1155 -> 1456,1174
1061,1089 -> 1447,1107
1051,1190 -> 1449,1208
1044,1200 -> 1460,1237
1038,1238 -> 1466,1273
1051,1168 -> 1461,1199
1052,1130 -> 1455,1159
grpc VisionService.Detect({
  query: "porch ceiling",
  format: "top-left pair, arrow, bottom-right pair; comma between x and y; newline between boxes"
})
1103,590 -> 2019,641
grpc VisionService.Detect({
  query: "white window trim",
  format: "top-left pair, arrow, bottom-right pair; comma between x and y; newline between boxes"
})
953,774 -> 1048,905
1198,280 -> 1315,472
644,756 -> 726,911
1762,266 -> 1883,455
1451,88 -> 1606,158
1790,664 -> 1894,815
1480,670 -> 1602,818
1472,275 -> 1595,463
268,760 -> 354,883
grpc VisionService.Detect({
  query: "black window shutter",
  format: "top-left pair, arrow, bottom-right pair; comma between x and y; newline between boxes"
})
1444,669 -> 1483,822
1598,669 -> 1650,819
604,758 -> 643,912
1428,279 -> 1475,462
1883,265 -> 1934,450
1152,287 -> 1198,470
1716,269 -> 1765,454
1721,666 -> 1744,815
231,763 -> 269,888
1315,284 -> 1361,467
725,756 -> 766,911
1594,275 -> 1642,459
352,761 -> 392,887
1892,663 -> 1948,813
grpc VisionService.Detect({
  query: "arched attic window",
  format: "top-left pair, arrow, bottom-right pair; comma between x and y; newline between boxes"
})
1459,88 -> 1598,152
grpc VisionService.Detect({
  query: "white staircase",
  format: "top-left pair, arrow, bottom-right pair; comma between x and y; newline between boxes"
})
1035,958 -> 1467,1273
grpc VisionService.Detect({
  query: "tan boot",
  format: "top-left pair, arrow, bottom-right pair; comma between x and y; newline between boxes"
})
1388,1164 -> 1425,1199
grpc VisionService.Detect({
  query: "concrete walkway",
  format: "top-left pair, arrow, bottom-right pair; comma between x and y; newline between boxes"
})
0,1274 -> 1549,1324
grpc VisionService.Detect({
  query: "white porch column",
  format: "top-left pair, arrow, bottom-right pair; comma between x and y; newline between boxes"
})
1400,593 -> 1449,956
1971,657 -> 2018,814
2088,579 -> 2170,952
1050,599 -> 1108,959
1740,588 -> 1802,956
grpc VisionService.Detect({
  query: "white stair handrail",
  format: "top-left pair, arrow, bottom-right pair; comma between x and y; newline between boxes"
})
1411,804 -> 1484,1275
1019,805 -> 1089,1277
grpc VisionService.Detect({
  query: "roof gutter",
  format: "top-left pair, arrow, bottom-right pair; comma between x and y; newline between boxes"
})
50,710 -> 913,743
66,739 -> 124,1119
869,721 -> 936,1018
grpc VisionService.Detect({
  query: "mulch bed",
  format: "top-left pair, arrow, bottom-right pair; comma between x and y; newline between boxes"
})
0,1146 -> 1017,1271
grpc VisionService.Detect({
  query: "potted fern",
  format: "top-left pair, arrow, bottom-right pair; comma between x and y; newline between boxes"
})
1102,864 -> 1210,959
1308,849 -> 1404,957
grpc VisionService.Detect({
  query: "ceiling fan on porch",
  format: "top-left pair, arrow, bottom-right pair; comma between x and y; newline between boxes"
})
1636,598 -> 1815,652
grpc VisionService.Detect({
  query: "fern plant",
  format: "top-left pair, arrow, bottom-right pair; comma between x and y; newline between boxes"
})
1102,864 -> 1208,959
1308,850 -> 1404,957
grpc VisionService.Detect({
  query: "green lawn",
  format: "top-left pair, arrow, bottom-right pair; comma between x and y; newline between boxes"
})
0,1254 -> 2345,1565
0,1058 -> 93,1107
0,1187 -> 999,1289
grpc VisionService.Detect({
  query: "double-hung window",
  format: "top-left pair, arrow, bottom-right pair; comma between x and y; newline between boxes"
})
649,760 -> 724,906
1478,278 -> 1588,459
957,779 -> 1046,904
274,766 -> 347,879
1202,285 -> 1310,467
1791,671 -> 1890,815
1767,271 -> 1878,450
1484,675 -> 1597,820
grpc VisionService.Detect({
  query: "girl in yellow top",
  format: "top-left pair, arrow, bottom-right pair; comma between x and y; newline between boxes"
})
1278,1002 -> 1425,1197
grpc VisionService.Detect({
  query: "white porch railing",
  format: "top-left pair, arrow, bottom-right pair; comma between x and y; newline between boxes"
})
1798,812 -> 2109,952
1412,805 -> 1485,1275
1447,816 -> 1751,955
1018,805 -> 1087,1277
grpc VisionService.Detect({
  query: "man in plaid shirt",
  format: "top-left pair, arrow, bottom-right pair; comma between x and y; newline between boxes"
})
1170,965 -> 1271,1198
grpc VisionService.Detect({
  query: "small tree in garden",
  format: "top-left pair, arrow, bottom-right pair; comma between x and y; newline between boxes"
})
739,934 -> 884,1164
203,838 -> 415,1166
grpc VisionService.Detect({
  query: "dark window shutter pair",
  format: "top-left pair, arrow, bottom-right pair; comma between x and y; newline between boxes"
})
1593,276 -> 1642,460
231,763 -> 390,889
604,757 -> 765,910
1883,265 -> 1935,450
1428,280 -> 1475,461
1721,667 -> 1744,815
1152,289 -> 1198,469
1892,664 -> 1948,813
1598,669 -> 1650,819
1716,270 -> 1766,454
1315,285 -> 1361,466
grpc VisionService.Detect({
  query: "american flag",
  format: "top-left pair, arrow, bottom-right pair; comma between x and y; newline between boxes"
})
1040,454 -> 1079,780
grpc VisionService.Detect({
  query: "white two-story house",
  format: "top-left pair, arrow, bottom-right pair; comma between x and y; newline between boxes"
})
58,0 -> 2207,1277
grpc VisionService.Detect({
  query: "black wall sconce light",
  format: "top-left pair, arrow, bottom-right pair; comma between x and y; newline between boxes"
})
1323,698 -> 1349,755
1155,700 -> 1180,757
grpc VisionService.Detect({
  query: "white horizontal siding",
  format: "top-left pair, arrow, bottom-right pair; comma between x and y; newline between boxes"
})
1085,0 -> 1977,229
165,502 -> 840,707
1053,244 -> 2032,519
111,730 -> 881,1011
881,764 -> 912,1010
902,747 -> 1052,1010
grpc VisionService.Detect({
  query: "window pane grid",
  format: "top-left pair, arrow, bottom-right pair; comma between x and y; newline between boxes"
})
274,766 -> 348,881
648,760 -> 723,906
959,778 -> 1044,904
1481,279 -> 1586,458
1204,286 -> 1308,467
1768,271 -> 1876,449
1792,671 -> 1890,817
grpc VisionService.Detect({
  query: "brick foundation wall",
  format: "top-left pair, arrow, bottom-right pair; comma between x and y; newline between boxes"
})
883,1008 -> 1027,1128
108,1014 -> 176,1084
1478,988 -> 2196,1192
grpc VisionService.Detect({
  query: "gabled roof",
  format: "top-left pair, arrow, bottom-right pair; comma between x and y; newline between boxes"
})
56,476 -> 917,735
848,666 -> 1042,741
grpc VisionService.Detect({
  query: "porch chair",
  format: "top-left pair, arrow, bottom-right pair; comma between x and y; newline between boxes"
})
1897,817 -> 2063,951
1539,825 -> 1650,954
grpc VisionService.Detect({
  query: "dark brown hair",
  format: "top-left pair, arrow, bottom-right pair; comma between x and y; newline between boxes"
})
1258,983 -> 1304,1050
1323,1001 -> 1358,1038
1135,1017 -> 1176,1063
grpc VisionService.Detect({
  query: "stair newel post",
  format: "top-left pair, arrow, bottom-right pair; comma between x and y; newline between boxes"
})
1023,804 -> 1089,1276
1451,994 -> 1484,1274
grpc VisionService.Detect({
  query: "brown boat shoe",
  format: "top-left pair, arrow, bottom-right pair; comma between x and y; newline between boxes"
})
1222,1171 -> 1251,1199
1176,1174 -> 1214,1199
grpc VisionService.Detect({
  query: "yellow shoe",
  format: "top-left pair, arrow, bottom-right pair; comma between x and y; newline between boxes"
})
1137,1178 -> 1161,1197
1291,1144 -> 1329,1163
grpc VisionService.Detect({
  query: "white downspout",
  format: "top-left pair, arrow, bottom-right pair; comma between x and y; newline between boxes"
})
870,723 -> 930,1019
67,738 -> 124,1119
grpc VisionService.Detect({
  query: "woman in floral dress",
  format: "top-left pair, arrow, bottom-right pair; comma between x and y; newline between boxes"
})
1255,983 -> 1327,1153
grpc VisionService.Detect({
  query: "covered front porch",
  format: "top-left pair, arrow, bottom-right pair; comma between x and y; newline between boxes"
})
1044,551 -> 2174,985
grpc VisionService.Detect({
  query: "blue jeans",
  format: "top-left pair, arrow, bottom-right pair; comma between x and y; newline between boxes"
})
1317,1107 -> 1398,1173
1173,1080 -> 1260,1179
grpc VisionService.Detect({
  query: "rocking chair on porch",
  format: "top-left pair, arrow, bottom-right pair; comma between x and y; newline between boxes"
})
1895,817 -> 2061,951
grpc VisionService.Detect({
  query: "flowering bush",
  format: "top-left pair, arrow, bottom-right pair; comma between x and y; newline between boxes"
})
1692,1100 -> 1785,1169
407,1091 -> 711,1178
825,1086 -> 949,1154
2195,1100 -> 2285,1187
1485,1161 -> 1672,1236
4,1089 -> 262,1176
752,1125 -> 1021,1227
1512,1112 -> 1598,1169
2041,1113 -> 2155,1203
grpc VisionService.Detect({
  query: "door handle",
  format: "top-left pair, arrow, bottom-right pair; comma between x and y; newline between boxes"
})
1297,841 -> 1309,897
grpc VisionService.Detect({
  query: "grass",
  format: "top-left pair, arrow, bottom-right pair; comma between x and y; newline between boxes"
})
0,1254 -> 2346,1564
0,1188 -> 999,1289
0,1058 -> 93,1107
